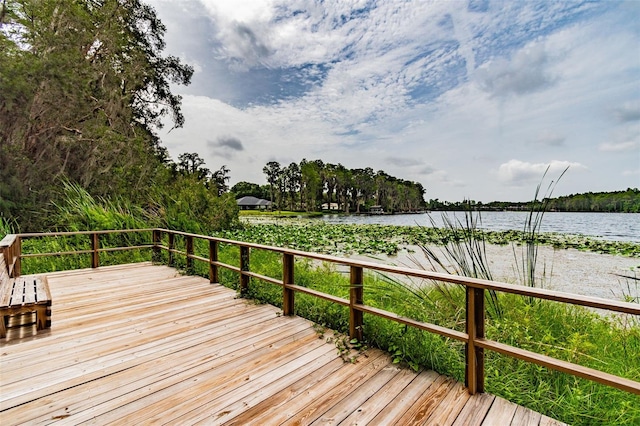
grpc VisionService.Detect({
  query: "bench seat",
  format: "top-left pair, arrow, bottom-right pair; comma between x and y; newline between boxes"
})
0,254 -> 51,338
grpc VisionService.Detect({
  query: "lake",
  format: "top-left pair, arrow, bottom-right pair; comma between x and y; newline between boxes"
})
318,211 -> 640,243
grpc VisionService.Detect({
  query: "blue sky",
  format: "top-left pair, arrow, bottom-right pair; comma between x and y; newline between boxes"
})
147,0 -> 639,202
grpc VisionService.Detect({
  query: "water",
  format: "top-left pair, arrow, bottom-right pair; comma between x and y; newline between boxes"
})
319,211 -> 640,242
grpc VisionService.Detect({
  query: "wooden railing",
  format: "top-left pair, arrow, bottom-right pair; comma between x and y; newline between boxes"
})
1,228 -> 639,396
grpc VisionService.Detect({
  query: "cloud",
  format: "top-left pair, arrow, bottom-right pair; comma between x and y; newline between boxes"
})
425,169 -> 466,187
207,136 -> 245,159
419,165 -> 437,175
149,0 -> 637,202
599,141 -> 639,152
214,136 -> 245,151
613,101 -> 640,123
496,159 -> 586,184
530,131 -> 565,147
475,42 -> 555,97
467,0 -> 489,13
223,23 -> 273,70
599,125 -> 640,152
385,157 -> 423,167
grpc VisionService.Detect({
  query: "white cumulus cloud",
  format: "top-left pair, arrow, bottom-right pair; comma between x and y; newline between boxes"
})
496,159 -> 586,184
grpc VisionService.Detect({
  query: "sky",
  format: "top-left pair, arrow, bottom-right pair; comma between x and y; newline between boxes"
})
146,0 -> 640,202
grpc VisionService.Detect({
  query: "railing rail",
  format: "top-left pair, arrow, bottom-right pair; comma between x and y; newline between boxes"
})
1,228 -> 638,396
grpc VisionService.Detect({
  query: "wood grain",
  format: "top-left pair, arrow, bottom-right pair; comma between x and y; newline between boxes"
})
0,263 -> 566,425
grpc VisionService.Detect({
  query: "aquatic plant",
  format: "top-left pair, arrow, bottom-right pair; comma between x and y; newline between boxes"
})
513,166 -> 568,291
415,207 -> 503,318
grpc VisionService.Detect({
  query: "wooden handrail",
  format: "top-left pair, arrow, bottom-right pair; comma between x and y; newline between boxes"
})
153,229 -> 640,315
1,230 -> 155,277
4,228 -> 640,396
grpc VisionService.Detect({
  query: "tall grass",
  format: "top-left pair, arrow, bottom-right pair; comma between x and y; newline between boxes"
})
53,181 -> 150,231
18,182 -> 153,274
513,166 -> 568,291
418,207 -> 503,318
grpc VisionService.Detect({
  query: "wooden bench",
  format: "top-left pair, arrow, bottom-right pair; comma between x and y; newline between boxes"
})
0,253 -> 51,338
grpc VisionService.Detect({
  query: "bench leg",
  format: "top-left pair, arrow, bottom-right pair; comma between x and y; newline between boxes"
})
35,305 -> 51,330
45,303 -> 52,329
0,312 -> 6,338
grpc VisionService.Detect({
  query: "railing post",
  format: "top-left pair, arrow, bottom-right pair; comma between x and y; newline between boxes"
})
168,233 -> 175,267
282,253 -> 295,315
90,233 -> 99,268
349,266 -> 364,341
185,235 -> 194,274
152,229 -> 161,263
240,246 -> 250,297
14,236 -> 22,277
466,286 -> 485,394
209,240 -> 218,284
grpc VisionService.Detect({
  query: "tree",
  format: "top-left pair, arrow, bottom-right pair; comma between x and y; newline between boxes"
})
0,0 -> 193,229
352,167 -> 375,213
211,165 -> 230,196
231,181 -> 265,199
334,164 -> 351,213
177,153 -> 209,181
324,163 -> 337,206
299,159 -> 322,212
283,162 -> 301,211
262,161 -> 281,205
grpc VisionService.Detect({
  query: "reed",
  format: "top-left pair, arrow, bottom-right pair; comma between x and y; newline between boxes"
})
512,167 -> 568,293
417,207 -> 503,318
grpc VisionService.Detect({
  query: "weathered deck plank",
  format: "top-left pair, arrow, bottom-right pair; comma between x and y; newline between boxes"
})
0,263 -> 566,425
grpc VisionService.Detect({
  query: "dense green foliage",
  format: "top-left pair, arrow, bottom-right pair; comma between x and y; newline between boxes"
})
56,181 -> 239,234
427,188 -> 640,213
235,159 -> 426,213
546,188 -> 640,213
231,181 -> 269,200
0,1 -> 238,232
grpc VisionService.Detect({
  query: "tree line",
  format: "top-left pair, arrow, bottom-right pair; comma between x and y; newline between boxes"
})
426,188 -> 640,213
0,0 -> 237,232
232,160 -> 427,213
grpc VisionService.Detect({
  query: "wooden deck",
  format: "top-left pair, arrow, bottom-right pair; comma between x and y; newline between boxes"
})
0,263 -> 566,425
